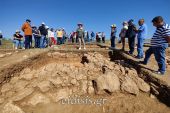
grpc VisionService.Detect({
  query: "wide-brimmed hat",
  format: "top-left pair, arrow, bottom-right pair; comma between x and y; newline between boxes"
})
42,22 -> 45,25
32,25 -> 36,28
15,30 -> 20,33
128,19 -> 134,24
77,23 -> 83,26
26,19 -> 31,22
123,21 -> 128,24
111,24 -> 116,28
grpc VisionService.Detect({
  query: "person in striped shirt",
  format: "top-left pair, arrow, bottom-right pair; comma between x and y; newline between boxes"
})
140,16 -> 170,75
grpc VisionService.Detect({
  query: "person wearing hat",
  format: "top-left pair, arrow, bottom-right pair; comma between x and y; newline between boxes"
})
126,19 -> 137,55
13,30 -> 24,49
119,21 -> 128,51
76,23 -> 86,50
38,22 -> 48,48
32,26 -> 41,48
0,30 -> 3,45
21,19 -> 32,49
110,24 -> 117,48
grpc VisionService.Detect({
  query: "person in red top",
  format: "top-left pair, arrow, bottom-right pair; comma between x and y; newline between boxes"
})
21,19 -> 32,49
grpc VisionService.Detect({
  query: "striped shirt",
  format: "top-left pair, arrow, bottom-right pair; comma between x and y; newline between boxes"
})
151,23 -> 170,47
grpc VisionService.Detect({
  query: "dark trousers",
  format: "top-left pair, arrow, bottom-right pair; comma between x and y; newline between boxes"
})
57,37 -> 62,45
102,37 -> 105,43
34,36 -> 40,48
128,36 -> 135,54
144,46 -> 166,74
25,35 -> 32,49
111,36 -> 116,47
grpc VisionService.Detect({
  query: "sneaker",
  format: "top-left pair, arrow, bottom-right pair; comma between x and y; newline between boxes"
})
79,47 -> 81,50
155,71 -> 165,75
135,56 -> 144,59
15,47 -> 18,50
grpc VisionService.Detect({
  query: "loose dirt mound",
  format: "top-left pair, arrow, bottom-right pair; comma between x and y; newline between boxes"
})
0,52 -> 170,113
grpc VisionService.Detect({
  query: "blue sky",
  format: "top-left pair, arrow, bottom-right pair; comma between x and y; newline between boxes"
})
0,0 -> 170,39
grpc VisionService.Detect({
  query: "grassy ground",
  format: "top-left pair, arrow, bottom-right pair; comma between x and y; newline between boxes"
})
0,39 -> 13,49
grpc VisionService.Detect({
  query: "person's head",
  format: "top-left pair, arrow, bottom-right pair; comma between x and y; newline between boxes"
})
15,30 -> 20,34
111,24 -> 116,29
123,21 -> 128,26
77,23 -> 83,28
152,16 -> 164,27
26,19 -> 31,23
128,19 -> 134,26
138,19 -> 145,26
32,25 -> 37,29
51,28 -> 54,32
42,22 -> 45,26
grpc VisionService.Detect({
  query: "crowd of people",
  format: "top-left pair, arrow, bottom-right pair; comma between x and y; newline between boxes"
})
12,19 -> 102,50
0,16 -> 170,75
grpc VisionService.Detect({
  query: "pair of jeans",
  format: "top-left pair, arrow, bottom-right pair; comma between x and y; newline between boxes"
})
34,36 -> 40,48
144,46 -> 167,74
137,38 -> 144,57
40,35 -> 46,48
25,35 -> 32,49
13,40 -> 24,48
128,36 -> 135,54
57,37 -> 62,45
111,36 -> 116,48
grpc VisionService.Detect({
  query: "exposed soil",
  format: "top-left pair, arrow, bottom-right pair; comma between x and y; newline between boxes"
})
0,44 -> 170,113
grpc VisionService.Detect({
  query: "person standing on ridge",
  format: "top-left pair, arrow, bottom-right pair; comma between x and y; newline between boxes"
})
110,24 -> 117,48
76,23 -> 86,50
126,19 -> 137,55
119,21 -> 128,51
21,19 -> 32,49
136,19 -> 147,59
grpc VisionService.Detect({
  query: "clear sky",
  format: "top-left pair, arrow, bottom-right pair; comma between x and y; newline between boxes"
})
0,0 -> 170,39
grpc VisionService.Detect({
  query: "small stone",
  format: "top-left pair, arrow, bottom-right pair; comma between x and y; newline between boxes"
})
70,79 -> 77,85
50,78 -> 63,86
1,83 -> 13,93
12,88 -> 34,102
37,81 -> 51,92
26,93 -> 50,106
88,86 -> 95,94
150,94 -> 156,99
0,54 -> 6,58
20,73 -> 34,81
2,102 -> 25,113
23,55 -> 28,58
